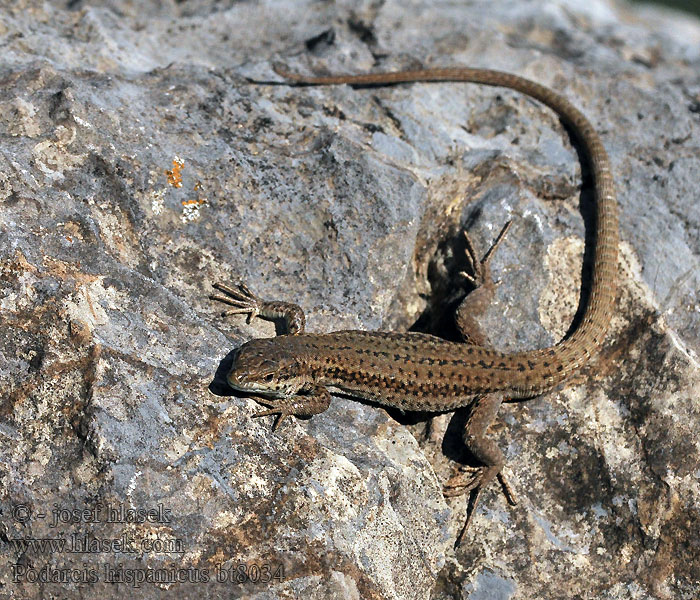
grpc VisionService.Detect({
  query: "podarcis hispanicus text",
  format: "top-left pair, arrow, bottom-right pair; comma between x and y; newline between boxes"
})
210,66 -> 619,545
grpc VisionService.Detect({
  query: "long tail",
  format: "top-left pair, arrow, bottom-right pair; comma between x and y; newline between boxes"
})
273,66 -> 619,397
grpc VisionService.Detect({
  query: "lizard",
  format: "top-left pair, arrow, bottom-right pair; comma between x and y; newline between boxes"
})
210,65 -> 619,546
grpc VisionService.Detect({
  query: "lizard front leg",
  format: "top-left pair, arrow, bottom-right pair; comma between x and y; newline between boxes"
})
252,384 -> 331,431
210,281 -> 306,335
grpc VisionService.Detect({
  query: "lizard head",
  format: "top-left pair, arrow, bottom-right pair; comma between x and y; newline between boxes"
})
226,337 -> 303,397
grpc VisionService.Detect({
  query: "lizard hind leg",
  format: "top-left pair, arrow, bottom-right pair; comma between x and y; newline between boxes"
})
459,220 -> 512,288
443,393 -> 518,547
455,221 -> 512,345
445,222 -> 516,545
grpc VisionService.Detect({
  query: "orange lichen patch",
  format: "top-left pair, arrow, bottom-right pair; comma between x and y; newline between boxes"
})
181,198 -> 208,223
181,198 -> 207,207
166,157 -> 184,188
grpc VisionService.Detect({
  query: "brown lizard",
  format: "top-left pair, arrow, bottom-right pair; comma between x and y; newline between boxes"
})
210,66 -> 619,546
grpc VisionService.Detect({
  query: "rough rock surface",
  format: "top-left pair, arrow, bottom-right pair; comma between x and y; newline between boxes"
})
1,1 -> 699,599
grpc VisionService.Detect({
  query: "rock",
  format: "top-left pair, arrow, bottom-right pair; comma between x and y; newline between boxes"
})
0,1 -> 698,599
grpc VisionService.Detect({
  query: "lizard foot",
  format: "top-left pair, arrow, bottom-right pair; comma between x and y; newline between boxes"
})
442,464 -> 483,497
209,281 -> 262,323
251,386 -> 332,432
443,464 -> 518,547
459,220 -> 512,288
210,281 -> 306,334
251,398 -> 296,431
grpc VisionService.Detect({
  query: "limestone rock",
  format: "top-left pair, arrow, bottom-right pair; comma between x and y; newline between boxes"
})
1,1 -> 698,598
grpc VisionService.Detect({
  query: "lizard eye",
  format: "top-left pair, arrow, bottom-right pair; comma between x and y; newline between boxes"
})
263,373 -> 275,382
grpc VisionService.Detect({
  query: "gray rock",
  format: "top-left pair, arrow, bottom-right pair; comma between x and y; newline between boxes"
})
1,1 -> 698,599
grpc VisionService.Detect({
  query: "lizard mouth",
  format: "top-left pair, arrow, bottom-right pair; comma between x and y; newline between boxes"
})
225,374 -> 290,398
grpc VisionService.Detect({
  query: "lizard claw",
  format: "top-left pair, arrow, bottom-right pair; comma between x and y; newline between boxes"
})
249,389 -> 332,432
209,281 -> 263,321
209,281 -> 306,334
251,399 -> 293,431
444,464 -> 518,547
459,220 -> 512,288
442,465 -> 483,497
